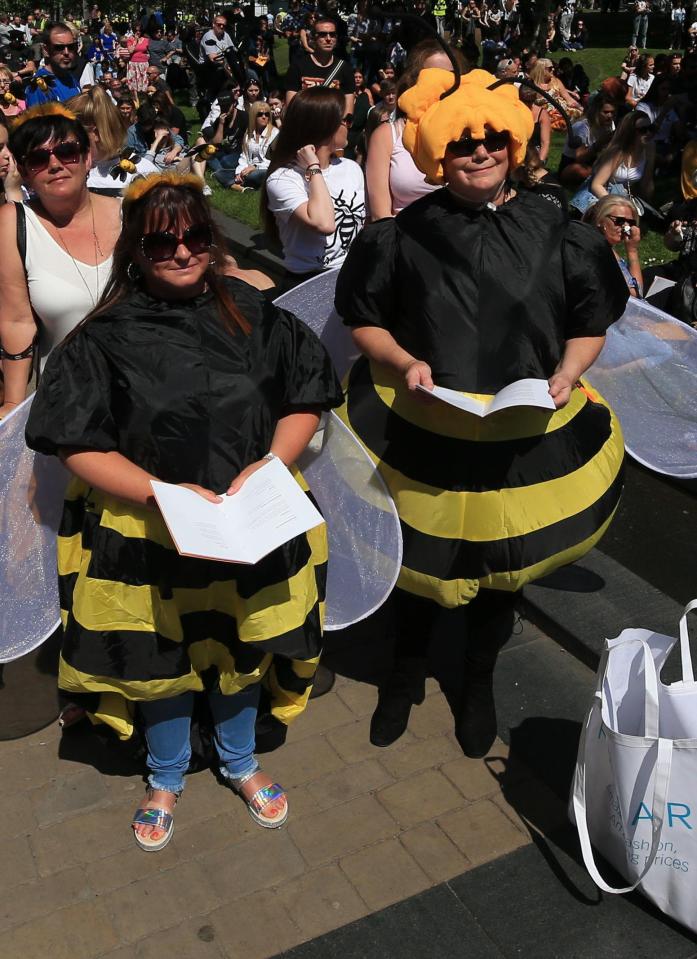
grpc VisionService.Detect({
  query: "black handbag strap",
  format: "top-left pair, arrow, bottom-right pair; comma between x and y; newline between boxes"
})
14,201 -> 27,273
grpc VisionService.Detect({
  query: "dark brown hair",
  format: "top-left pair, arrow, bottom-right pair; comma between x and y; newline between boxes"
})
76,180 -> 250,336
260,87 -> 344,241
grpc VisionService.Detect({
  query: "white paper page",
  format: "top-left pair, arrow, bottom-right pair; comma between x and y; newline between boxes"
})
487,378 -> 556,414
416,378 -> 554,416
151,458 -> 324,564
415,384 -> 487,416
646,275 -> 676,299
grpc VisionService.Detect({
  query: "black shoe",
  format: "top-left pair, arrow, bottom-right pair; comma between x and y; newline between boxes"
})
455,677 -> 497,758
309,664 -> 335,699
369,685 -> 413,747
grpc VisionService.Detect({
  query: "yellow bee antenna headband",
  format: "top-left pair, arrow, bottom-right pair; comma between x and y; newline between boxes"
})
123,172 -> 204,206
10,102 -> 77,130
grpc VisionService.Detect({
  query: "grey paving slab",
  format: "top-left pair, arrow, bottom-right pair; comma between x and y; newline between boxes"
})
449,832 -> 697,959
276,884 -> 504,959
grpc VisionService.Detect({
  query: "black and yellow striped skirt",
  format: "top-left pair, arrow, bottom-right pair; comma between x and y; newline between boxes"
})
338,358 -> 624,609
56,474 -> 328,739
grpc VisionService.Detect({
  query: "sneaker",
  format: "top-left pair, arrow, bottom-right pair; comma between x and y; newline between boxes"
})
202,184 -> 212,197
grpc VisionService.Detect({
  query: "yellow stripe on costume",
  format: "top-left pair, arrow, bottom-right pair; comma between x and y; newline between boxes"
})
398,508 -> 618,607
360,405 -> 623,542
369,362 -> 588,442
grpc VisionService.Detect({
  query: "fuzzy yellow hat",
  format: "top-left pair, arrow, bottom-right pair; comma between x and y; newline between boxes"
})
10,101 -> 76,130
399,68 -> 534,185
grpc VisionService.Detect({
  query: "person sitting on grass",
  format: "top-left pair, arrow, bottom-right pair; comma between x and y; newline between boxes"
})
230,99 -> 278,191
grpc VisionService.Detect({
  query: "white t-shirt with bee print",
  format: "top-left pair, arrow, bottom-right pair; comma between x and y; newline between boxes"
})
267,158 -> 366,275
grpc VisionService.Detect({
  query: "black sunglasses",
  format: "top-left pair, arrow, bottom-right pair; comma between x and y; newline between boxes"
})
607,214 -> 637,227
447,130 -> 510,156
50,41 -> 78,52
22,139 -> 83,173
257,110 -> 271,116
141,223 -> 213,262
315,30 -> 336,37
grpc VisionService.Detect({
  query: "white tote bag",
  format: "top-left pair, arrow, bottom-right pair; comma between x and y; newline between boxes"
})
570,600 -> 697,933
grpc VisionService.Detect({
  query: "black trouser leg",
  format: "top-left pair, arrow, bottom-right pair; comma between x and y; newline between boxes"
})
456,590 -> 516,757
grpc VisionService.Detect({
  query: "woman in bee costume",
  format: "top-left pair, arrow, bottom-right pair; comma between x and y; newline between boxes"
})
335,67 -> 629,756
25,173 -> 343,850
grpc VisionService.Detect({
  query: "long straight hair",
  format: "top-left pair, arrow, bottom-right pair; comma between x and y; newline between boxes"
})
67,83 -> 128,158
260,87 -> 344,242
72,181 -> 251,337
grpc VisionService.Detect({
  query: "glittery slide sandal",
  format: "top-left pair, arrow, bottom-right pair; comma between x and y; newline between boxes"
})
132,791 -> 177,852
229,770 -> 288,829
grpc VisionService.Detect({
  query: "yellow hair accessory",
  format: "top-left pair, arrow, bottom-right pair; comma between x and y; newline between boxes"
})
399,68 -> 534,185
10,101 -> 77,130
123,171 -> 204,205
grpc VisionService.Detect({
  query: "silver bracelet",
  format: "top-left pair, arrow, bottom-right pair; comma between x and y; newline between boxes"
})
263,452 -> 278,462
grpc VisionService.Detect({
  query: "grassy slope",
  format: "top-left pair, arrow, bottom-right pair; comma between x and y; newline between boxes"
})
189,42 -> 674,264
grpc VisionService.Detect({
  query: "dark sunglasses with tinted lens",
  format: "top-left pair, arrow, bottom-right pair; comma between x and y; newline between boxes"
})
257,110 -> 271,116
22,139 -> 83,173
447,130 -> 510,156
141,223 -> 213,262
50,41 -> 78,52
607,214 -> 637,227
315,30 -> 336,37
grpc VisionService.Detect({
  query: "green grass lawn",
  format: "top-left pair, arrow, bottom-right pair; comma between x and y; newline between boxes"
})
186,42 -> 676,265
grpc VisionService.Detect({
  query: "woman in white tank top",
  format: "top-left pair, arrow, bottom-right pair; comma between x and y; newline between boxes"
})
0,104 -> 121,419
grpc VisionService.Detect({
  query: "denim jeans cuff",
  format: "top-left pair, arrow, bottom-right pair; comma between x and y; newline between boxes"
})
147,773 -> 186,795
219,756 -> 259,782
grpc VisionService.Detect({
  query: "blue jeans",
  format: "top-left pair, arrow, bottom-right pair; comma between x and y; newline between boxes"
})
139,685 -> 260,793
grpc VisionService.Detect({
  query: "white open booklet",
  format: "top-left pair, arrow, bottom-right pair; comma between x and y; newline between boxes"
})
415,377 -> 556,417
151,457 -> 325,565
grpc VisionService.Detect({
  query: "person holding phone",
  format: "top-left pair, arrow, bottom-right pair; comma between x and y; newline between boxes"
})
198,84 -> 248,187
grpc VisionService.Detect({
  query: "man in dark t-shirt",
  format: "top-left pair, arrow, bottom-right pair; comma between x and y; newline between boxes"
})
285,16 -> 354,114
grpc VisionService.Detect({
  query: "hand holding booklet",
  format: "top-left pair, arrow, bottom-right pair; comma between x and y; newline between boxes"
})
415,377 -> 556,417
151,457 -> 324,565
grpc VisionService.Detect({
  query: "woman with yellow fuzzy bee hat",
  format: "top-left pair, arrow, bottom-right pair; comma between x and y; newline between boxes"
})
335,67 -> 629,757
25,171 -> 343,851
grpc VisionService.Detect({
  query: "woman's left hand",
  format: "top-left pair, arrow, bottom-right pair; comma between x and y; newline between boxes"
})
226,459 -> 269,495
548,371 -> 574,409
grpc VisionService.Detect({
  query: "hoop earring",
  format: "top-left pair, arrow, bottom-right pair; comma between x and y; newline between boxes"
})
127,262 -> 141,281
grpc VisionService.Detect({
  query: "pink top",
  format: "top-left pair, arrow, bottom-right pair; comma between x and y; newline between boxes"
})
1,100 -> 26,117
389,119 -> 439,215
128,37 -> 150,62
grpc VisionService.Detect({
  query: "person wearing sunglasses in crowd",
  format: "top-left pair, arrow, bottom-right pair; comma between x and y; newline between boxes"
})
231,100 -> 278,192
24,171 -> 343,852
583,195 -> 644,297
197,83 -> 248,188
263,87 -> 365,290
285,16 -> 355,117
571,111 -> 656,218
335,68 -> 627,758
25,22 -> 82,106
0,103 -> 120,420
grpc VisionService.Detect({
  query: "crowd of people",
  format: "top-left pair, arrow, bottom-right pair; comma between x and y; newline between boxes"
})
0,1 -> 695,854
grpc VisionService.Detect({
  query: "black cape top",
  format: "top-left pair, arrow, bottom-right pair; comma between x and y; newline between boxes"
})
26,277 -> 343,491
335,189 -> 629,394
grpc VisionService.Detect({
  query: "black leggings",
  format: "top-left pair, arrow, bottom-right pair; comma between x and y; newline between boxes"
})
391,587 -> 517,674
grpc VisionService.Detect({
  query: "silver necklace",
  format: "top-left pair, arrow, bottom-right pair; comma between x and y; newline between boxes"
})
53,199 -> 103,307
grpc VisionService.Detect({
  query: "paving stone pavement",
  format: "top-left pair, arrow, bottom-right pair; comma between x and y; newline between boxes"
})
0,620 -> 566,959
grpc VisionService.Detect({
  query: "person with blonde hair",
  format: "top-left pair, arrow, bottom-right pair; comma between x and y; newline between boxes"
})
67,83 -> 157,195
528,58 -> 582,128
583,194 -> 643,296
0,64 -> 26,117
335,67 -> 628,756
231,99 -> 278,191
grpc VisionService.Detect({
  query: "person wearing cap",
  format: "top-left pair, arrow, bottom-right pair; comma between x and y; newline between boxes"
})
335,67 -> 628,758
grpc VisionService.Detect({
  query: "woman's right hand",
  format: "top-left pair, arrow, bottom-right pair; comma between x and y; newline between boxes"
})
403,359 -> 434,392
178,483 -> 222,503
296,144 -> 319,171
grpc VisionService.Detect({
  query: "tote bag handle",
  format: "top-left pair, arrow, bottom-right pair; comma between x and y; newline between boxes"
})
678,599 -> 697,683
572,637 -> 673,894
